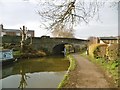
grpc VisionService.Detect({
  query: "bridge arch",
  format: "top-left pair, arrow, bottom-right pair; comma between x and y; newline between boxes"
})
52,43 -> 74,55
52,43 -> 66,55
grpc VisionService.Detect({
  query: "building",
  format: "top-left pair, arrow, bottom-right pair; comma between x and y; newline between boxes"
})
88,36 -> 118,45
0,24 -> 34,37
99,37 -> 118,44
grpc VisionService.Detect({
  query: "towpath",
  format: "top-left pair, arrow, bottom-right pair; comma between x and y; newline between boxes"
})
64,53 -> 116,88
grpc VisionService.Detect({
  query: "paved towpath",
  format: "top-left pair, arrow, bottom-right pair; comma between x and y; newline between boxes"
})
64,53 -> 115,88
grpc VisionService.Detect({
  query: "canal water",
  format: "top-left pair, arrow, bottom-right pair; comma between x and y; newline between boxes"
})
1,56 -> 69,89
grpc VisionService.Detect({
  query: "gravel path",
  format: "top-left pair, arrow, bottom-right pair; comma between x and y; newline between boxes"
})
64,53 -> 115,88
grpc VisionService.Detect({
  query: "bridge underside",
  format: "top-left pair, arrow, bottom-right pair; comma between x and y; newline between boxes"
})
52,44 -> 65,55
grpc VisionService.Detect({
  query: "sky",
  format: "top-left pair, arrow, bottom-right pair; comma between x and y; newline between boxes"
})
0,0 -> 118,39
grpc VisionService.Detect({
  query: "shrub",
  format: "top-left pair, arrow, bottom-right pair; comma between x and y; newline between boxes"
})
88,44 -> 107,58
36,50 -> 46,56
38,47 -> 50,55
13,50 -> 22,58
106,44 -> 119,61
93,44 -> 108,59
88,44 -> 98,57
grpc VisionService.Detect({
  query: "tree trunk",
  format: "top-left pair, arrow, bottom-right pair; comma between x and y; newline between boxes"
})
20,26 -> 27,52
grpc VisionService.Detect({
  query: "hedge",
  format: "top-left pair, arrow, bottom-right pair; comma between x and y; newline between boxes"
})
88,44 -> 107,58
106,44 -> 119,61
93,44 -> 108,59
88,43 -> 119,61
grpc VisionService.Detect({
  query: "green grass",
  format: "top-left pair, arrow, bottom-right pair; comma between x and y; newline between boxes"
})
13,50 -> 22,58
13,51 -> 21,55
57,54 -> 76,89
57,73 -> 69,89
0,47 -> 3,50
67,55 -> 76,71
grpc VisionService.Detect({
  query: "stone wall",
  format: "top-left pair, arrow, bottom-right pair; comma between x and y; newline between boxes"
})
2,35 -> 88,54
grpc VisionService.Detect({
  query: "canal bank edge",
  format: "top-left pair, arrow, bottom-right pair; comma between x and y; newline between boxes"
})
57,54 -> 76,89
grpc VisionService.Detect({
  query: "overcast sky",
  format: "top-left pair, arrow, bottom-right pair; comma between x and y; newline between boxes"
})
0,0 -> 118,39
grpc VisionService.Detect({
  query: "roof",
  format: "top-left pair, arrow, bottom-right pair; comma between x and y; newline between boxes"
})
0,49 -> 12,52
99,37 -> 118,40
3,29 -> 34,32
3,29 -> 20,32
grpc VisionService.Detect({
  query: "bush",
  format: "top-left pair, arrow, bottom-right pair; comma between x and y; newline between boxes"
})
106,44 -> 119,61
36,50 -> 46,56
88,43 -> 119,61
88,44 -> 98,57
13,50 -> 22,57
93,44 -> 108,59
88,44 -> 107,58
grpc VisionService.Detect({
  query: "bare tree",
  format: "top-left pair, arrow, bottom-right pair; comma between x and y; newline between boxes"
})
110,0 -> 120,7
38,0 -> 104,37
20,26 -> 28,52
52,23 -> 74,38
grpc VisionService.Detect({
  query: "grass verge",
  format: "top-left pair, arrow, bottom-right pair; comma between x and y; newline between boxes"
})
81,52 -> 119,87
57,54 -> 76,89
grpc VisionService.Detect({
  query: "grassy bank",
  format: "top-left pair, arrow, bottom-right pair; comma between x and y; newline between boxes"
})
13,50 -> 47,59
81,52 -> 119,87
57,54 -> 76,89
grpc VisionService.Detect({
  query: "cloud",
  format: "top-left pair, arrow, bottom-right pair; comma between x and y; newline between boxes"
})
0,0 -> 23,3
0,0 -> 118,39
0,1 -> 40,25
75,23 -> 118,39
21,21 -> 50,37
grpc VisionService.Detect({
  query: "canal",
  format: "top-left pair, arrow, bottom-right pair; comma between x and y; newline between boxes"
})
1,56 -> 69,89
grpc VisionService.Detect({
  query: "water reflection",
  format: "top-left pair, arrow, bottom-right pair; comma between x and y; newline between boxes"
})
1,57 -> 69,88
18,64 -> 30,89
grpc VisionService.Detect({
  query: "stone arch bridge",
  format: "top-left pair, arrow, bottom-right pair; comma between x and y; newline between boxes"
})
2,36 -> 88,55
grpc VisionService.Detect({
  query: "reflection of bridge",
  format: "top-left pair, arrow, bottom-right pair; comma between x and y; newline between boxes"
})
2,35 -> 88,54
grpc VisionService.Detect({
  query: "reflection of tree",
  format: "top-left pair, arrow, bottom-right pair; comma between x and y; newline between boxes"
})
18,65 -> 30,89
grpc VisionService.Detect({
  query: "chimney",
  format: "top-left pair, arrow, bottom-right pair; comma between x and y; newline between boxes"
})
0,24 -> 3,30
0,24 -> 3,36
